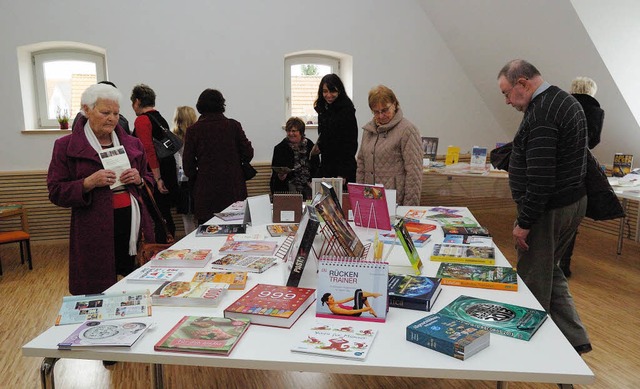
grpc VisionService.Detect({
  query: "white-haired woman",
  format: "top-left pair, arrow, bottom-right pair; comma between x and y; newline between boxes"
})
47,83 -> 154,295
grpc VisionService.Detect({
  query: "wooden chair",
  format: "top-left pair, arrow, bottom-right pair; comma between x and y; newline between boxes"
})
0,204 -> 33,275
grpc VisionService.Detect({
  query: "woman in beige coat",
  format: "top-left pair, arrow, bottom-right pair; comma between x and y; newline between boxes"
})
356,85 -> 423,206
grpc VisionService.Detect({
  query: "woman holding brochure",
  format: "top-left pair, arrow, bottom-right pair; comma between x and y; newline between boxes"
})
47,83 -> 154,295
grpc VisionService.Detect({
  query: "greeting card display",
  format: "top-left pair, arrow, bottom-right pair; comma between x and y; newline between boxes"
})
347,183 -> 392,231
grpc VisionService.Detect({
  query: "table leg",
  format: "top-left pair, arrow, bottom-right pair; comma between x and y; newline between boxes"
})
152,363 -> 164,389
40,357 -> 59,389
617,198 -> 628,255
496,381 -> 508,389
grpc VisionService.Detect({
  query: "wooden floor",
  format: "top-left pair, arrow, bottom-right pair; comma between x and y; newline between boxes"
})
2,207 -> 639,389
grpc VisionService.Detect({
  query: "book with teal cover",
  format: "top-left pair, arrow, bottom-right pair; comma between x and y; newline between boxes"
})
438,295 -> 547,341
387,274 -> 442,312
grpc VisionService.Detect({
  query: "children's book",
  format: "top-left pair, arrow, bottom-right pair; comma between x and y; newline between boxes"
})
286,207 -> 321,287
291,322 -> 378,361
406,314 -> 490,360
392,218 -> 423,275
154,316 -> 250,356
316,257 -> 389,323
266,224 -> 299,237
445,145 -> 461,165
55,291 -> 152,325
314,189 -> 365,258
421,137 -> 439,161
127,267 -> 181,283
149,249 -> 212,268
210,254 -> 278,273
388,274 -> 442,312
469,146 -> 488,173
370,232 -> 431,248
218,238 -> 278,256
347,183 -> 392,231
430,243 -> 495,265
442,234 -> 493,246
58,319 -> 152,349
191,271 -> 248,290
436,263 -> 518,291
223,284 -> 315,328
151,281 -> 228,307
442,225 -> 490,237
612,153 -> 633,177
438,295 -> 547,341
196,224 -> 246,237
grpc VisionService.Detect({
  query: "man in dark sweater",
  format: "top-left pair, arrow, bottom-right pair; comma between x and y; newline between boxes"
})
497,59 -> 591,355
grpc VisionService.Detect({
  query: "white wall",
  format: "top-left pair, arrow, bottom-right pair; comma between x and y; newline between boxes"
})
0,0 -> 504,171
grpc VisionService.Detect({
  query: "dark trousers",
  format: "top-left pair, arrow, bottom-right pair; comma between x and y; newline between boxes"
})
114,206 -> 135,276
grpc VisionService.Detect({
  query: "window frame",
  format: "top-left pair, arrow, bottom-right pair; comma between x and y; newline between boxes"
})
32,49 -> 106,128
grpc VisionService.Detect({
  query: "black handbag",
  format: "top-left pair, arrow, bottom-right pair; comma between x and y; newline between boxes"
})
241,161 -> 257,181
585,151 -> 625,221
146,114 -> 183,159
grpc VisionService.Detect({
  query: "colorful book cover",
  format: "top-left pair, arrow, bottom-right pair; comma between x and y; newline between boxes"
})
393,218 -> 423,275
196,224 -> 246,237
313,190 -> 365,258
218,239 -> 278,256
388,274 -> 442,312
347,183 -> 392,231
286,207 -> 321,287
316,257 -> 389,323
428,207 -> 461,214
442,225 -> 490,237
443,234 -> 493,246
436,263 -> 518,291
403,209 -> 427,220
150,249 -> 212,268
127,267 -> 181,283
469,146 -> 488,172
58,319 -> 151,349
430,243 -> 496,265
291,322 -> 378,361
421,137 -> 439,161
55,291 -> 152,325
151,281 -> 228,307
612,153 -> 633,177
154,316 -> 250,356
214,210 -> 245,221
210,254 -> 277,273
266,224 -> 299,237
445,145 -> 460,165
439,217 -> 480,228
191,271 -> 248,290
438,295 -> 548,341
404,221 -> 437,234
406,313 -> 490,360
370,232 -> 431,248
223,284 -> 316,328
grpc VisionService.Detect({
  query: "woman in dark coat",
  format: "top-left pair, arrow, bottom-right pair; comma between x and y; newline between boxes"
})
270,117 -> 320,200
312,74 -> 358,187
183,89 -> 254,224
47,83 -> 154,295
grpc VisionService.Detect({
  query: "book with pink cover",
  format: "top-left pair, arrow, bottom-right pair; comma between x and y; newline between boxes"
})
347,183 -> 392,231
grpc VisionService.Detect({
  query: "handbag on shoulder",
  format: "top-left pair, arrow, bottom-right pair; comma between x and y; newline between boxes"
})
585,150 -> 625,221
146,113 -> 183,159
135,181 -> 176,267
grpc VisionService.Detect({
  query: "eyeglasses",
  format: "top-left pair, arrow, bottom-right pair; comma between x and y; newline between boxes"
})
502,84 -> 519,99
372,106 -> 393,116
285,128 -> 300,133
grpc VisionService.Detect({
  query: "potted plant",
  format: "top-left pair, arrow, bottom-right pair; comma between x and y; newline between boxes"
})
56,108 -> 70,130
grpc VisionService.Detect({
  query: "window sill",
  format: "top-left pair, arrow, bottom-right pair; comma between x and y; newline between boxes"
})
22,129 -> 71,134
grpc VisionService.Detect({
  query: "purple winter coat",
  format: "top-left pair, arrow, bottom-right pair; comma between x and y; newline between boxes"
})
47,116 -> 155,295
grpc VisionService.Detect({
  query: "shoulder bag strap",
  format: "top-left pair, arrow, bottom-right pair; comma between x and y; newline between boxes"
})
142,180 -> 175,243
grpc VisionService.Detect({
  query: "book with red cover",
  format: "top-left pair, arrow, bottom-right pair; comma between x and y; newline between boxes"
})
223,284 -> 315,328
347,183 -> 392,231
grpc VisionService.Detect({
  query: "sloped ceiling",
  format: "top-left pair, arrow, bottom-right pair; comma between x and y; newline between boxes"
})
417,0 -> 640,163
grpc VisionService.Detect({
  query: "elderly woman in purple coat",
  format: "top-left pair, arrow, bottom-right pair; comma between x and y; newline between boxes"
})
47,84 -> 154,295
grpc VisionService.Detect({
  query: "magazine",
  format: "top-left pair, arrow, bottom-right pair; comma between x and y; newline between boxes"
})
58,319 -> 152,349
55,290 -> 152,326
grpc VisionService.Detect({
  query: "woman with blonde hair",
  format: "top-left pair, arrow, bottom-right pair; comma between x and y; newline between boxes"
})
173,106 -> 198,234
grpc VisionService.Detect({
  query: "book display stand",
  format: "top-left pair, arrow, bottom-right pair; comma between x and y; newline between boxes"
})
316,223 -> 371,259
352,201 -> 382,230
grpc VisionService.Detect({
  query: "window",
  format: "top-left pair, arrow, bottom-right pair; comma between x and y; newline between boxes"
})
32,50 -> 106,128
284,54 -> 340,125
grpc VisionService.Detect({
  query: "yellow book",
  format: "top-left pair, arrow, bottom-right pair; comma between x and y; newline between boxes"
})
445,146 -> 460,165
191,271 -> 248,290
430,243 -> 495,265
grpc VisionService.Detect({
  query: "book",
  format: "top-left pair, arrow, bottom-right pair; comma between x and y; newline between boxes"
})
191,271 -> 248,290
127,267 -> 181,283
445,145 -> 460,165
213,211 -> 245,221
439,217 -> 480,228
195,224 -> 246,237
151,281 -> 228,307
286,207 -> 321,287
421,137 -> 439,161
347,183 -> 392,231
266,224 -> 299,237
436,263 -> 518,291
430,243 -> 496,265
388,274 -> 442,312
403,209 -> 427,220
311,177 -> 344,206
404,221 -> 437,234
316,257 -> 389,323
438,295 -> 548,341
218,238 -> 278,256
98,145 -> 131,189
469,146 -> 488,173
58,319 -> 151,350
273,193 -> 303,223
371,232 -> 431,248
392,218 -> 424,275
442,225 -> 491,237
406,313 -> 490,360
313,188 -> 365,258
442,234 -> 493,246
223,284 -> 315,328
291,322 -> 378,361
154,316 -> 250,356
55,291 -> 152,325
149,249 -> 212,268
612,153 -> 633,177
210,254 -> 278,273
